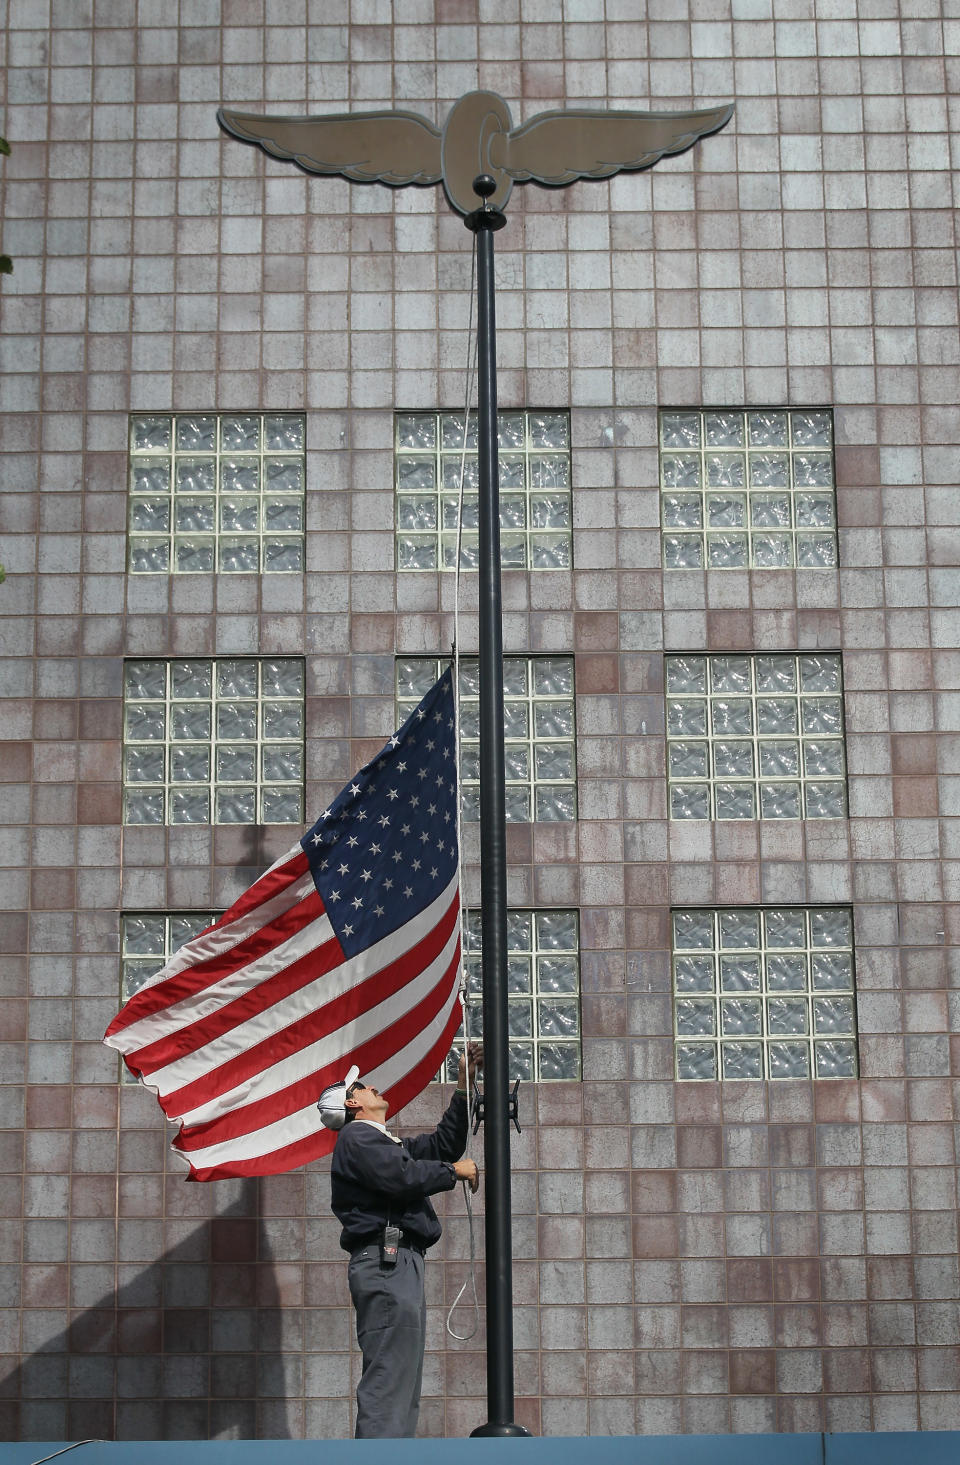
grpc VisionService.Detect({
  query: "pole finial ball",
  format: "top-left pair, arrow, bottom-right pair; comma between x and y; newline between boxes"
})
472,173 -> 497,200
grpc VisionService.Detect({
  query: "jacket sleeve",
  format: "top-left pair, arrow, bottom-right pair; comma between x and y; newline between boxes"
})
339,1122 -> 457,1199
405,1091 -> 468,1164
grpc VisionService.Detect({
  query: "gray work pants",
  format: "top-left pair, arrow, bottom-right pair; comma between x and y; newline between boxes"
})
347,1244 -> 427,1438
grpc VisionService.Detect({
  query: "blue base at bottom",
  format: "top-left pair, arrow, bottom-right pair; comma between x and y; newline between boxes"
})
3,1434 -> 960,1465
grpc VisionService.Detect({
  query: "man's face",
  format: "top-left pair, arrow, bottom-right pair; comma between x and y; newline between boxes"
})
345,1079 -> 388,1118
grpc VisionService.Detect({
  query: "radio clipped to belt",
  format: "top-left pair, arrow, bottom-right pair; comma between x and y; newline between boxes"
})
381,1221 -> 401,1267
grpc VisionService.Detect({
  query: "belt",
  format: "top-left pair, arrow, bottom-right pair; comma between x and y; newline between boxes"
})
350,1233 -> 426,1256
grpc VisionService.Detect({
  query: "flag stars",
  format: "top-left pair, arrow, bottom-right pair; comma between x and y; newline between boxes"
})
305,669 -> 458,955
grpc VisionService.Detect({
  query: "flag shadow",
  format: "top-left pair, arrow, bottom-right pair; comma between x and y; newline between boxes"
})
4,1179 -> 295,1442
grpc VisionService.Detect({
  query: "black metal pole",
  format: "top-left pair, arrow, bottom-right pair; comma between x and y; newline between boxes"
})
464,175 -> 530,1440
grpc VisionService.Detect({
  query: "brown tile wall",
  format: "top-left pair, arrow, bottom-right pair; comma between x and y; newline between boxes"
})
1,0 -> 959,1442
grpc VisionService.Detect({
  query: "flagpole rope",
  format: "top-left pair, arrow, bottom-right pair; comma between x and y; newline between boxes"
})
446,231 -> 482,1344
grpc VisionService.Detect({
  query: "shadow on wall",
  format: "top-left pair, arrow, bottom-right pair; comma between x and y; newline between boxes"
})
4,1180 -> 294,1442
235,824 -> 272,885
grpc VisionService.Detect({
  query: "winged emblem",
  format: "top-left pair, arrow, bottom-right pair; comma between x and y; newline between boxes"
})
219,91 -> 733,217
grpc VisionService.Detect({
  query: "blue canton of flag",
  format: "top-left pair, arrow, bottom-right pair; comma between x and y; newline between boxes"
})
303,666 -> 459,959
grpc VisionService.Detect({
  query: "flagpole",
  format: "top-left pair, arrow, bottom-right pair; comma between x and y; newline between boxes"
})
463,175 -> 530,1439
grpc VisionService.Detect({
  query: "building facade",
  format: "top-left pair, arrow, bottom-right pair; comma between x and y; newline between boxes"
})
2,0 -> 960,1441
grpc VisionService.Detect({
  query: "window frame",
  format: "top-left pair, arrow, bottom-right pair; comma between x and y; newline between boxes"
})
127,411 -> 306,575
671,904 -> 859,1082
394,409 -> 573,573
118,910 -> 220,1080
122,655 -> 306,827
444,907 -> 582,1083
396,654 -> 577,824
665,650 -> 849,821
659,406 -> 838,571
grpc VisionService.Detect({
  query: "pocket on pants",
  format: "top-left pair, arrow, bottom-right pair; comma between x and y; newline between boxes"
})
350,1250 -> 421,1337
350,1252 -> 396,1335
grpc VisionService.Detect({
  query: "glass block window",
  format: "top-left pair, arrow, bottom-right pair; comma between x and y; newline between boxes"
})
395,410 -> 571,571
120,911 -> 217,1003
128,413 -> 305,573
118,911 -> 217,1081
397,656 -> 576,822
672,906 -> 858,1081
123,658 -> 305,825
660,408 -> 836,570
666,652 -> 847,820
443,909 -> 581,1082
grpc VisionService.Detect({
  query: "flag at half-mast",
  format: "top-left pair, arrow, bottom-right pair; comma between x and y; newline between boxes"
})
104,668 -> 462,1181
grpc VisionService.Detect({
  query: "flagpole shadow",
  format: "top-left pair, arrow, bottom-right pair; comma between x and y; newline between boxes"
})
234,824 -> 270,882
4,1179 -> 293,1442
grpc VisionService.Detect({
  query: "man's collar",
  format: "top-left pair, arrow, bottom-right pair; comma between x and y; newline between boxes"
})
356,1118 -> 401,1144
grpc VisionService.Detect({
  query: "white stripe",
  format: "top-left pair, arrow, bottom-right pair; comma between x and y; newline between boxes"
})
124,848 -> 312,995
107,907 -> 335,1058
181,970 -> 463,1172
167,898 -> 461,1128
149,873 -> 459,1100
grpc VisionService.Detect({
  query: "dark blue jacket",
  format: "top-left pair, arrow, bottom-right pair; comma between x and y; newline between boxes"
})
331,1092 -> 468,1252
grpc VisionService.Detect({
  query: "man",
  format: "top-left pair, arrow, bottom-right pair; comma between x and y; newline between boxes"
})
317,1043 -> 482,1439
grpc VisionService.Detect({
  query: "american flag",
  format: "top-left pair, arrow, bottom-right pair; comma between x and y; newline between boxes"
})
104,668 -> 462,1181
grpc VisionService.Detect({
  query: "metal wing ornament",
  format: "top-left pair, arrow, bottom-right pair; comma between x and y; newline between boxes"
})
218,91 -> 733,217
217,108 -> 443,188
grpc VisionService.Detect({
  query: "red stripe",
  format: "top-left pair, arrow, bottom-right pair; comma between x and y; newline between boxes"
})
366,999 -> 466,1131
162,889 -> 460,1120
105,883 -> 323,1038
132,928 -> 343,1077
184,997 -> 464,1181
173,930 -> 460,1153
209,847 -> 309,928
187,1115 -> 337,1181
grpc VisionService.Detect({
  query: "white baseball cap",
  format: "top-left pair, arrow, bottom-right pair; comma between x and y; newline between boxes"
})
317,1064 -> 361,1130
